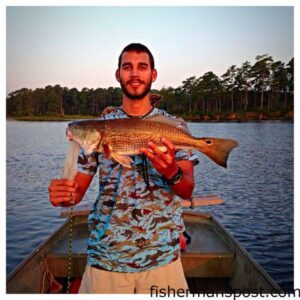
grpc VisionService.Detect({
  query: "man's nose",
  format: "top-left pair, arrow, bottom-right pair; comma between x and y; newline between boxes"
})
130,67 -> 141,76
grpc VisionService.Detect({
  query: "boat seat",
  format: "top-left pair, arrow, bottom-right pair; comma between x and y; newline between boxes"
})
181,220 -> 235,278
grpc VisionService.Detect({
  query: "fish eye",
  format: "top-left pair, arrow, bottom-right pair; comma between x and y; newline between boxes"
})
206,140 -> 212,145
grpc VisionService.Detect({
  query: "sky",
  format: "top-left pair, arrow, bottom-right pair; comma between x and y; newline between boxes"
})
6,5 -> 294,95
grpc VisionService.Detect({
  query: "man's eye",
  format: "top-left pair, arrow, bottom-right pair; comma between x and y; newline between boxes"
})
123,66 -> 131,70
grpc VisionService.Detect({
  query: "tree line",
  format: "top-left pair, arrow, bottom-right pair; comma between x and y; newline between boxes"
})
7,54 -> 294,118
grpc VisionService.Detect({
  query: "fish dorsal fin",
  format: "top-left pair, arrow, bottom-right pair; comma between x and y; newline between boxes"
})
144,114 -> 190,133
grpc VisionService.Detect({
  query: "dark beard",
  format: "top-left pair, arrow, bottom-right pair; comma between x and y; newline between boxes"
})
120,80 -> 152,100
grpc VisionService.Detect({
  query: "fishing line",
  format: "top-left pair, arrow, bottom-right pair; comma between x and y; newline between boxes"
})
61,140 -> 81,293
66,196 -> 74,293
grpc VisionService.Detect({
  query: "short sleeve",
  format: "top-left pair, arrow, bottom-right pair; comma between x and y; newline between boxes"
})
77,148 -> 99,175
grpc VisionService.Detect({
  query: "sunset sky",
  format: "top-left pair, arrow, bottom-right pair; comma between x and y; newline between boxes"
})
6,5 -> 293,94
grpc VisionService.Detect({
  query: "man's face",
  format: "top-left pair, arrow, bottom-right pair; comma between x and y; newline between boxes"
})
116,51 -> 157,100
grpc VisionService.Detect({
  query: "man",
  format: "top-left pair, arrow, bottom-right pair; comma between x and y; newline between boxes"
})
48,43 -> 198,294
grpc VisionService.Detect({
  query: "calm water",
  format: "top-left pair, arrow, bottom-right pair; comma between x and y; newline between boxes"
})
6,121 -> 294,290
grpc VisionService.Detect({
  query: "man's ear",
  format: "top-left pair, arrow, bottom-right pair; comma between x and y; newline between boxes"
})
115,69 -> 120,82
151,68 -> 158,82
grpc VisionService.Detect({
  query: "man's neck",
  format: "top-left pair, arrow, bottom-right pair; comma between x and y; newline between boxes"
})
121,95 -> 153,116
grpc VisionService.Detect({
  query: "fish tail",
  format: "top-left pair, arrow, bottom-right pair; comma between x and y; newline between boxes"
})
195,137 -> 239,168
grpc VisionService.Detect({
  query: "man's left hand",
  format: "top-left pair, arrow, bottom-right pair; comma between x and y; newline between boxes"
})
139,137 -> 179,179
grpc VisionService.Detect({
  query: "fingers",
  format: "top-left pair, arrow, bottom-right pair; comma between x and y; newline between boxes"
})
140,146 -> 167,169
139,138 -> 178,178
50,178 -> 77,187
161,137 -> 175,155
150,145 -> 172,165
51,200 -> 72,207
49,194 -> 76,207
48,178 -> 78,207
48,185 -> 77,193
50,199 -> 74,207
48,179 -> 77,192
146,139 -> 175,165
49,191 -> 76,198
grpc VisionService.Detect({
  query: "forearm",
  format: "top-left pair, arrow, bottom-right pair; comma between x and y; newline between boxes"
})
73,171 -> 94,204
169,160 -> 195,199
170,168 -> 194,199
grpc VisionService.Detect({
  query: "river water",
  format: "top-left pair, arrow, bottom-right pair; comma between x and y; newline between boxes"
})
6,120 -> 294,291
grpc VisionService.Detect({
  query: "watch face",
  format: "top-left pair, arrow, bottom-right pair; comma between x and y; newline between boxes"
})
173,171 -> 183,184
165,167 -> 183,185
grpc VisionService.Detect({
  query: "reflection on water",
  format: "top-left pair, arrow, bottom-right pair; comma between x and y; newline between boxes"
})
6,121 -> 293,290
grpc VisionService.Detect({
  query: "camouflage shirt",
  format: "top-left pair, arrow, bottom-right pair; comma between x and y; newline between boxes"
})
78,107 -> 198,272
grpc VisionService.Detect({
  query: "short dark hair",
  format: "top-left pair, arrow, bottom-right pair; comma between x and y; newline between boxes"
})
118,43 -> 155,70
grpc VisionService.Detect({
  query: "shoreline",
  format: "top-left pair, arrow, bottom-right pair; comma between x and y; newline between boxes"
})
7,114 -> 294,123
6,118 -> 294,123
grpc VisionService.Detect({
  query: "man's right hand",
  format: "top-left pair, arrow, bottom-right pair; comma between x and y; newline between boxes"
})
48,179 -> 79,207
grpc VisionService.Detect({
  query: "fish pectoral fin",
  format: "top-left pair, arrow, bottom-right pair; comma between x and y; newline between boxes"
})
111,153 -> 133,168
103,144 -> 112,159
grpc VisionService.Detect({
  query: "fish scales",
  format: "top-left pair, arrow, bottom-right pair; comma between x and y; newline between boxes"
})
102,118 -> 195,155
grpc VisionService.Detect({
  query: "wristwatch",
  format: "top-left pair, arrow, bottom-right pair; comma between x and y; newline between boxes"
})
163,167 -> 183,186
